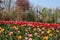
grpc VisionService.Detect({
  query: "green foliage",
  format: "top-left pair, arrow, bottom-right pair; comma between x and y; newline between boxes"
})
40,8 -> 52,23
27,11 -> 36,22
39,8 -> 60,23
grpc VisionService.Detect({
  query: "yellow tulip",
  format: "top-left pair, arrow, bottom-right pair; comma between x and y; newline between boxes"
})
56,30 -> 59,33
47,29 -> 51,34
44,36 -> 48,40
49,33 -> 53,36
1,28 -> 4,32
0,27 -> 4,33
0,27 -> 2,29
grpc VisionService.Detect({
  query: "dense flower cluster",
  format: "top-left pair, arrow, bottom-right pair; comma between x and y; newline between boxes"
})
0,21 -> 60,40
0,21 -> 60,29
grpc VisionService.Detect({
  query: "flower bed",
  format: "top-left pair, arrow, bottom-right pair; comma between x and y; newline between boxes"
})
0,21 -> 60,40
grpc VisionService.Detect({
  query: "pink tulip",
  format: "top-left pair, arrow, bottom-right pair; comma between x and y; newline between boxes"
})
9,32 -> 13,35
28,34 -> 33,37
41,31 -> 44,34
29,38 -> 32,40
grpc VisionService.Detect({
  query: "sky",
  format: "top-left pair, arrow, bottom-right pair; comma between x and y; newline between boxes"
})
29,0 -> 60,8
13,0 -> 60,8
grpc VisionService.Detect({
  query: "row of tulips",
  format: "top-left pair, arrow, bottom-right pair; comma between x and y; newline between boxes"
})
0,21 -> 60,40
0,21 -> 60,28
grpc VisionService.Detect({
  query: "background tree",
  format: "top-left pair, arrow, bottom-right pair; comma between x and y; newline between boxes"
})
52,8 -> 60,23
16,0 -> 30,11
0,0 -> 15,20
16,0 -> 30,21
47,8 -> 52,23
40,8 -> 48,22
40,8 -> 53,23
2,0 -> 12,10
27,6 -> 36,22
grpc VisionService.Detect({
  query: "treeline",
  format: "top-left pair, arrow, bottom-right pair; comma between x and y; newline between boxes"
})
0,0 -> 60,23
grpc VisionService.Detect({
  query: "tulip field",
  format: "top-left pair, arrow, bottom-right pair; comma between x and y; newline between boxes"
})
0,21 -> 60,40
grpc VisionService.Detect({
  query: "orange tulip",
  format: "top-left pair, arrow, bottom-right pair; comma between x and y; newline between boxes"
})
17,35 -> 22,39
13,26 -> 17,29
